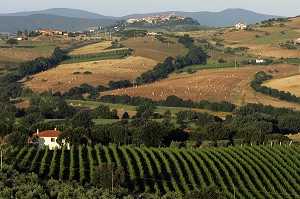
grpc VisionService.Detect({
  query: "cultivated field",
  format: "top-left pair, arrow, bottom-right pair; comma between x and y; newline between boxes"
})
121,36 -> 188,62
213,17 -> 300,59
23,56 -> 158,93
101,64 -> 300,110
10,145 -> 300,197
69,40 -> 127,55
263,74 -> 300,96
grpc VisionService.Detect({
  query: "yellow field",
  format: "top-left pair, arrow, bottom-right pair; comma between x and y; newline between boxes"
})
23,56 -> 158,93
288,133 -> 300,144
101,64 -> 300,111
263,74 -> 300,96
69,41 -> 127,55
218,30 -> 265,42
120,36 -> 188,62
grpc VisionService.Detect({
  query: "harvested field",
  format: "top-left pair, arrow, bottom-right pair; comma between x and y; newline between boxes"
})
23,56 -> 158,93
262,75 -> 300,96
218,30 -> 265,42
228,44 -> 300,58
101,64 -> 300,110
69,41 -> 127,55
121,36 -> 188,62
288,133 -> 300,144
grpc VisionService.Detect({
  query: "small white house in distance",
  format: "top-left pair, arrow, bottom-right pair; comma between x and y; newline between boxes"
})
32,129 -> 64,150
235,23 -> 247,30
256,58 -> 265,64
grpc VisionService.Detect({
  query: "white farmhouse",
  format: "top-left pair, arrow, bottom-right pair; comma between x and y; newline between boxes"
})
236,23 -> 247,30
256,58 -> 265,64
33,129 -> 65,150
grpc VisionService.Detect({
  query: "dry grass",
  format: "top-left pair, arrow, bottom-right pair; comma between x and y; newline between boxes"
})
288,133 -> 300,144
23,56 -> 158,93
262,74 -> 300,96
69,41 -> 127,55
121,36 -> 188,62
218,30 -> 265,42
101,64 -> 300,111
229,44 -> 300,58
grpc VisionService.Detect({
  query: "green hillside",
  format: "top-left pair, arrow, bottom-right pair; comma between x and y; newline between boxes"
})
8,145 -> 300,198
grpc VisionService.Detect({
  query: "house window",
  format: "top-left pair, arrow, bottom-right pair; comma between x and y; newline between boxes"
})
51,138 -> 56,142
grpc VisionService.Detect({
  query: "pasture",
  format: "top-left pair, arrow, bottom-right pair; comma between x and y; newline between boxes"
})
69,40 -> 127,55
101,64 -> 300,110
120,36 -> 188,62
23,56 -> 158,93
66,99 -> 231,119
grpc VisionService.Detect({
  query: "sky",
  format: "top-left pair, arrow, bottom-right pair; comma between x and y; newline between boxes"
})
0,0 -> 299,17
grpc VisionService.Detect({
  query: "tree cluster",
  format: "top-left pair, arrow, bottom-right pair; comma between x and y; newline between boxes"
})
18,47 -> 65,77
251,71 -> 300,104
101,95 -> 236,112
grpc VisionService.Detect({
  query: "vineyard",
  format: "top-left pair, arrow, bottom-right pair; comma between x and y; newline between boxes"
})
8,145 -> 300,198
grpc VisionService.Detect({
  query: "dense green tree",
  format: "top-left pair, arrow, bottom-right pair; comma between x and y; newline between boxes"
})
7,131 -> 28,147
134,121 -> 170,147
135,102 -> 156,119
71,111 -> 94,128
6,38 -> 19,47
122,112 -> 130,119
91,163 -> 124,190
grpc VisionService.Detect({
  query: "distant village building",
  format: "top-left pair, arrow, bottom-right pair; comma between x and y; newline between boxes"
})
0,32 -> 10,38
293,38 -> 300,44
32,129 -> 67,150
235,23 -> 247,30
36,29 -> 66,36
126,13 -> 186,24
256,58 -> 265,63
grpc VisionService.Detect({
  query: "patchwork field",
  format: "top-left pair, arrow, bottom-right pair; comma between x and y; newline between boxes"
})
212,17 -> 300,59
101,64 -> 300,110
263,74 -> 300,96
120,36 -> 188,62
23,56 -> 158,93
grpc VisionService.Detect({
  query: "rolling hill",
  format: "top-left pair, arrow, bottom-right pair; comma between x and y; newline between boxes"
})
0,8 -> 283,33
0,14 -> 116,33
124,9 -> 283,28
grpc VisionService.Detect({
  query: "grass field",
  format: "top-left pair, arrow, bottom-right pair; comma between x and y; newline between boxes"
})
66,100 -> 231,119
212,17 -> 300,59
180,62 -> 235,72
60,54 -> 126,64
22,56 -> 158,93
101,63 -> 300,110
262,74 -> 300,96
120,36 -> 188,62
69,41 -> 127,55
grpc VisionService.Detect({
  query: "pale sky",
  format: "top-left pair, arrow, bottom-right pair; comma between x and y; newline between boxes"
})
0,0 -> 299,17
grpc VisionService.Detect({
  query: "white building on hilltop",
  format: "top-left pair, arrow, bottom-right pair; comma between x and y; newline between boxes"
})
236,23 -> 247,30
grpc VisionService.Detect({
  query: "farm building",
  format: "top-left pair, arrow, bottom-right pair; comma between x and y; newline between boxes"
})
32,129 -> 67,150
235,23 -> 247,30
294,38 -> 300,44
256,58 -> 265,63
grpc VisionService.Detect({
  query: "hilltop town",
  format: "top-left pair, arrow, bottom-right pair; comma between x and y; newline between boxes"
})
126,13 -> 186,24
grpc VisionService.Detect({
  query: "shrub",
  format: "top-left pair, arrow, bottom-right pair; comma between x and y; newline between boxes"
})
83,71 -> 92,74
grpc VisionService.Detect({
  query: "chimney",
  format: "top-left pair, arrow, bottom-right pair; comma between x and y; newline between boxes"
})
36,128 -> 39,134
54,128 -> 57,131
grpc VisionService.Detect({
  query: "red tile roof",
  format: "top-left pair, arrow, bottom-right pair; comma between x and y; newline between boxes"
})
33,130 -> 61,137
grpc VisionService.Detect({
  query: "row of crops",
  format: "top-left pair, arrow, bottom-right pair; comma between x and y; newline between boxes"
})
8,145 -> 300,198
